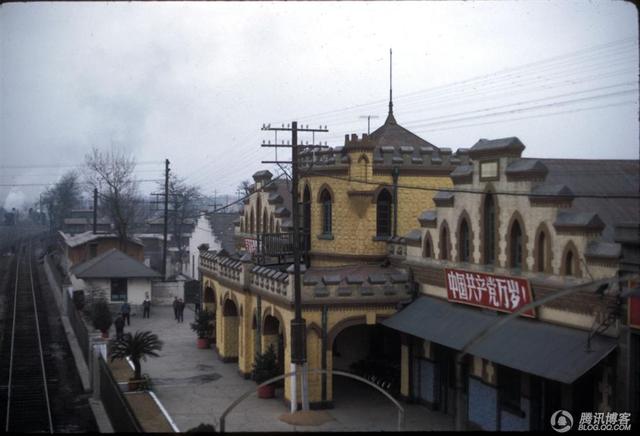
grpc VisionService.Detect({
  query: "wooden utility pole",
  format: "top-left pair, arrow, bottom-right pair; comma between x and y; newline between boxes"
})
162,159 -> 170,280
261,121 -> 328,412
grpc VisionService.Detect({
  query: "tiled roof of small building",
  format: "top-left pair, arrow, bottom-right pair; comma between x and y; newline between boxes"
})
72,248 -> 161,279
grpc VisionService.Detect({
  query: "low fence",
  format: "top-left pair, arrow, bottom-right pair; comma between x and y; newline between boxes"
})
65,288 -> 91,363
98,355 -> 143,433
151,280 -> 184,305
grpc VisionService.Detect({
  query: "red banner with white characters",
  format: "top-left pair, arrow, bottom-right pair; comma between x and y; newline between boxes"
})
628,280 -> 640,329
444,268 -> 535,318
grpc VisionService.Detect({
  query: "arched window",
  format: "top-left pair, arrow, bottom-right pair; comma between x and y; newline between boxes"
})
303,185 -> 311,249
320,189 -> 332,235
483,193 -> 496,265
269,214 -> 275,233
262,209 -> 268,234
536,231 -> 546,272
357,154 -> 369,182
423,233 -> 433,258
376,189 -> 392,237
510,220 -> 523,269
565,251 -> 574,275
250,209 -> 255,234
256,197 -> 262,233
565,249 -> 575,276
459,219 -> 471,262
276,222 -> 281,233
440,224 -> 450,261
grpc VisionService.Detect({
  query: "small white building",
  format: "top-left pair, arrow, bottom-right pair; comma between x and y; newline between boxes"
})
70,248 -> 161,305
182,214 -> 222,279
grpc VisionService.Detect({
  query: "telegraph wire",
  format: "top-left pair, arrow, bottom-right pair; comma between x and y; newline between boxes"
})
412,99 -> 637,135
272,37 -> 636,124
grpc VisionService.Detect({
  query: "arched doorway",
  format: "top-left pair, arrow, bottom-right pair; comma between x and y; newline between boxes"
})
203,286 -> 215,311
262,314 -> 285,376
329,321 -> 401,404
221,298 -> 239,361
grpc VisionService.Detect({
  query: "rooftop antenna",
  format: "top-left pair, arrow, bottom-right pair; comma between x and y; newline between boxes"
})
359,115 -> 379,134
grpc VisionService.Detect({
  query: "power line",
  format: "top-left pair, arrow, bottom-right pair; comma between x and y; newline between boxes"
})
412,99 -> 637,135
0,179 -> 163,187
271,36 -> 636,124
0,161 -> 163,170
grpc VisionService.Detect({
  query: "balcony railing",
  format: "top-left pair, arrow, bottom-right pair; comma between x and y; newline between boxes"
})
247,232 -> 310,265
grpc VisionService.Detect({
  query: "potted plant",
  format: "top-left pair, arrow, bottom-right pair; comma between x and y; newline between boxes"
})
110,330 -> 163,391
91,299 -> 113,338
253,345 -> 279,399
190,310 -> 214,349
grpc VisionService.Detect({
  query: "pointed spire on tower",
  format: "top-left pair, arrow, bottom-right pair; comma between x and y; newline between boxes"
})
386,47 -> 397,125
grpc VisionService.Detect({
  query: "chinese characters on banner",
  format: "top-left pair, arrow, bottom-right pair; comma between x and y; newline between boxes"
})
244,238 -> 257,254
444,268 -> 536,317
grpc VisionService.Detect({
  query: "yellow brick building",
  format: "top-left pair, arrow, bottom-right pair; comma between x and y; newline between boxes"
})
200,104 -> 468,408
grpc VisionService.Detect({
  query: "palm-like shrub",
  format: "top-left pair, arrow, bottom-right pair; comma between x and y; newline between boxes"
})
110,330 -> 163,380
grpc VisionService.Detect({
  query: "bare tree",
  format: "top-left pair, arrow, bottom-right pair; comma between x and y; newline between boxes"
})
42,170 -> 83,230
161,174 -> 202,272
84,147 -> 140,248
236,179 -> 253,197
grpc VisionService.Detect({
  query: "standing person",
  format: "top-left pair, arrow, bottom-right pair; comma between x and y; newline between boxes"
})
114,315 -> 125,340
121,301 -> 131,326
172,296 -> 179,321
178,298 -> 185,323
142,296 -> 151,319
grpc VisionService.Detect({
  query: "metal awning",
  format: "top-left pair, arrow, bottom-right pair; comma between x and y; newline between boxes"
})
382,296 -> 617,384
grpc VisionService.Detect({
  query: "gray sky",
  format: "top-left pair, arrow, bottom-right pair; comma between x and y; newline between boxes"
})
1,1 -> 638,210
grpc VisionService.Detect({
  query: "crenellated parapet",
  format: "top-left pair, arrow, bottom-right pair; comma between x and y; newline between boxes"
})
299,132 -> 470,175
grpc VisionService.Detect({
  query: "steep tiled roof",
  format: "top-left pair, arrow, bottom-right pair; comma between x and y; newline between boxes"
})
541,159 -> 639,241
71,248 -> 161,279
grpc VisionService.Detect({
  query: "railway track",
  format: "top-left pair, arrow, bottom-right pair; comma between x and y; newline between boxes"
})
0,240 -> 53,432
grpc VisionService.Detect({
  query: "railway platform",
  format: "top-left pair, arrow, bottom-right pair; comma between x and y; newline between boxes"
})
122,304 -> 454,432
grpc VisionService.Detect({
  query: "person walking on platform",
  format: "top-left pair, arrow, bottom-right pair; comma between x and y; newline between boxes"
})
142,297 -> 151,318
121,301 -> 131,326
173,296 -> 179,321
114,315 -> 125,340
177,298 -> 185,323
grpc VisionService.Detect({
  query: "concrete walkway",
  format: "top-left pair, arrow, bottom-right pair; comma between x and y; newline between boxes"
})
126,305 -> 454,432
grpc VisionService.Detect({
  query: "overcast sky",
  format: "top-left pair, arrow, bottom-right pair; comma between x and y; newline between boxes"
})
1,1 -> 638,210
